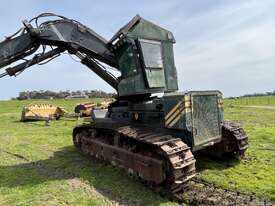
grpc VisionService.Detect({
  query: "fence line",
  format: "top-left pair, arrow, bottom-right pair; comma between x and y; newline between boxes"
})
225,96 -> 275,106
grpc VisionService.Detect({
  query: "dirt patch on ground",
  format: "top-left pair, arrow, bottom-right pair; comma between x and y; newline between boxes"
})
67,178 -> 119,206
1,149 -> 141,206
238,105 -> 275,110
67,178 -> 142,206
182,178 -> 274,206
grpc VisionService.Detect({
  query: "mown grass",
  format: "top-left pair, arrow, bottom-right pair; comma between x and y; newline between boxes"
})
0,98 -> 274,205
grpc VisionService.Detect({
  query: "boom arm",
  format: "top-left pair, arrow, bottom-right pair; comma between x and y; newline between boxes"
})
0,13 -> 119,89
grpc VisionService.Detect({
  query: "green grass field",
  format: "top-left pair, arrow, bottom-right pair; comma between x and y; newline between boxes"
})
225,95 -> 275,106
0,98 -> 274,205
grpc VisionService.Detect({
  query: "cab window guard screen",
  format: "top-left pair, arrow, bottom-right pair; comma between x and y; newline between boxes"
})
138,39 -> 163,69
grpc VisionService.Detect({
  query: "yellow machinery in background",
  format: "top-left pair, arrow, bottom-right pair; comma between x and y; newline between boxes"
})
21,100 -> 113,122
97,100 -> 112,109
74,102 -> 96,117
74,99 -> 113,117
21,103 -> 67,122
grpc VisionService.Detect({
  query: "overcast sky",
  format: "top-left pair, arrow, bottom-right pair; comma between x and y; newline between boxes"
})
0,0 -> 274,99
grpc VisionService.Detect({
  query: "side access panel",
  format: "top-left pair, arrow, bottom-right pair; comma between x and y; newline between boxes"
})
163,91 -> 223,151
190,91 -> 222,150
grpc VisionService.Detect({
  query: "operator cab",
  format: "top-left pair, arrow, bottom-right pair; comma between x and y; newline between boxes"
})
109,15 -> 178,98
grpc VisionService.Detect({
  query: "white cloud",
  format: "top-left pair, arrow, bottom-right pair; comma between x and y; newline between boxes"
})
172,1 -> 275,96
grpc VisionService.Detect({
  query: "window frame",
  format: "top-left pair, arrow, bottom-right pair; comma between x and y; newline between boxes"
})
137,38 -> 164,70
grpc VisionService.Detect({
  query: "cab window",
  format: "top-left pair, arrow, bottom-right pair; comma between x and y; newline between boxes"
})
118,45 -> 137,77
139,39 -> 163,69
138,39 -> 165,88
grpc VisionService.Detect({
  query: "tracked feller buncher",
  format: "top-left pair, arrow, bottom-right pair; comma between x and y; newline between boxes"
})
0,13 -> 248,201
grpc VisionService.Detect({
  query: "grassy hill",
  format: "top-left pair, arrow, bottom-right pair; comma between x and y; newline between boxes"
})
0,98 -> 274,205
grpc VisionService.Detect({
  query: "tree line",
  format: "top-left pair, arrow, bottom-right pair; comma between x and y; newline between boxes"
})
15,90 -> 115,100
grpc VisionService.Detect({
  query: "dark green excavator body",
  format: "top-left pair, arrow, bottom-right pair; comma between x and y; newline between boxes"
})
107,16 -> 224,150
0,13 -> 248,200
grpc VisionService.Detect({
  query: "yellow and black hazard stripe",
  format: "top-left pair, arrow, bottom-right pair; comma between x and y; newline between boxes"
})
165,96 -> 192,128
218,98 -> 223,108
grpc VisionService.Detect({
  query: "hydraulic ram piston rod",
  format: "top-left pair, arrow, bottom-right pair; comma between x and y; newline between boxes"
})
1,47 -> 65,78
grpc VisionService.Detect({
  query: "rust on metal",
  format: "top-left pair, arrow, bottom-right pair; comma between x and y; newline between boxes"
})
73,122 -> 196,200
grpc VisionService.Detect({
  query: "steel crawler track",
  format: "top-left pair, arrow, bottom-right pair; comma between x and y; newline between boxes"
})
222,121 -> 249,158
73,122 -> 196,201
203,121 -> 249,159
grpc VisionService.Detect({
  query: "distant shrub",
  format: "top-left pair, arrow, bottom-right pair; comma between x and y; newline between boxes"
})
16,90 -> 115,100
